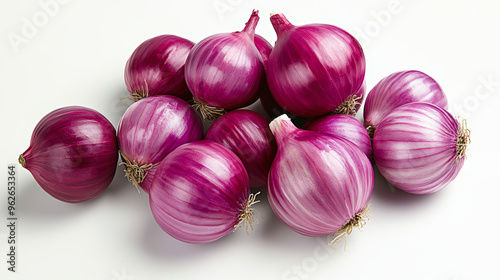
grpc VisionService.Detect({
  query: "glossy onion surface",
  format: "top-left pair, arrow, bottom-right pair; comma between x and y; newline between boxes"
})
373,102 -> 469,194
149,140 -> 252,244
117,95 -> 203,193
268,115 -> 373,237
20,106 -> 118,203
125,34 -> 194,101
206,110 -> 276,188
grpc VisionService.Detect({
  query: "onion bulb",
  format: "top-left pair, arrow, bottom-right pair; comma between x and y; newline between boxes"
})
268,115 -> 373,245
19,106 -> 118,203
373,102 -> 470,194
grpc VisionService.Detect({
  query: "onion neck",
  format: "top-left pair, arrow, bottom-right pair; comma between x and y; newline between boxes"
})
270,12 -> 294,36
269,114 -> 297,143
241,9 -> 260,38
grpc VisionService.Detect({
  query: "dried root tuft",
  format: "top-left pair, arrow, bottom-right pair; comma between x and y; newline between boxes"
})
333,94 -> 363,116
234,192 -> 263,234
119,152 -> 155,193
328,203 -> 372,250
456,118 -> 471,163
192,98 -> 226,121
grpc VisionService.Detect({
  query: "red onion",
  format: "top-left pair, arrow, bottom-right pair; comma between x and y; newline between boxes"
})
364,70 -> 448,137
19,106 -> 118,203
373,102 -> 470,194
124,34 -> 194,101
254,34 -> 272,71
149,140 -> 261,244
267,13 -> 365,118
205,110 -> 277,188
261,81 -> 365,128
303,114 -> 372,159
185,10 -> 265,121
117,95 -> 203,193
268,115 -> 373,244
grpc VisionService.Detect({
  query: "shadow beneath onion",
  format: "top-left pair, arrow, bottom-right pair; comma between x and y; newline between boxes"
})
104,86 -> 133,127
139,216 -> 220,261
19,180 -> 95,221
370,165 -> 441,207
18,165 -> 131,221
102,166 -> 134,198
251,188 -> 329,255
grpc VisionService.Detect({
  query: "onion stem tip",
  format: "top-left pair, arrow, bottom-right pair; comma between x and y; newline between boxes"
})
18,154 -> 26,167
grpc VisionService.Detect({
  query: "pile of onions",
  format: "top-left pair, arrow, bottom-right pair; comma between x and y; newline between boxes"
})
19,106 -> 118,203
18,10 -> 472,248
117,95 -> 203,193
267,12 -> 365,118
124,35 -> 194,101
149,140 -> 260,244
185,10 -> 265,121
268,115 -> 373,244
373,102 -> 470,194
364,70 -> 448,137
205,110 -> 276,188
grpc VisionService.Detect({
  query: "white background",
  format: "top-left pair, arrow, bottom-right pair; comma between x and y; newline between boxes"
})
1,0 -> 499,279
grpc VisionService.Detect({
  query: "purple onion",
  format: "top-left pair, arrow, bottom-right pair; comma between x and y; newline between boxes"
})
124,34 -> 194,101
363,70 -> 448,137
185,10 -> 265,121
205,110 -> 277,188
149,140 -> 260,244
117,95 -> 203,193
254,34 -> 272,71
19,106 -> 118,203
303,114 -> 372,159
373,102 -> 470,194
267,13 -> 365,118
268,115 -> 373,244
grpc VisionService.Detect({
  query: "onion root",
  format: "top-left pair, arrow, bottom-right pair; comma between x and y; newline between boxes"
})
328,202 -> 372,249
333,94 -> 362,116
456,118 -> 471,163
192,98 -> 226,121
234,191 -> 262,234
120,152 -> 155,193
18,154 -> 26,168
129,79 -> 150,102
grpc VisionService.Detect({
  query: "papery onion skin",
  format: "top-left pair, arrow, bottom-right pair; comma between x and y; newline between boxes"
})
363,70 -> 448,135
149,140 -> 251,244
185,10 -> 265,120
303,114 -> 372,159
124,35 -> 194,101
268,115 -> 373,237
373,102 -> 468,194
267,13 -> 365,118
117,95 -> 203,193
205,110 -> 276,188
19,106 -> 118,203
